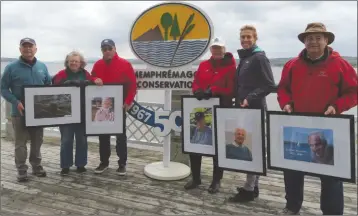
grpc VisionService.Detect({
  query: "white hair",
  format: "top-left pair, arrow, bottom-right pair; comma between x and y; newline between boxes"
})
64,51 -> 87,68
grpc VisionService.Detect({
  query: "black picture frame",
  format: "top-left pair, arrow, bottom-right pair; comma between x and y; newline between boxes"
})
180,95 -> 222,157
83,83 -> 126,137
266,110 -> 356,184
22,84 -> 82,128
213,105 -> 267,176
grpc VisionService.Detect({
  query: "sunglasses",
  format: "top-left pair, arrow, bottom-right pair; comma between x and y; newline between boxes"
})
101,46 -> 113,52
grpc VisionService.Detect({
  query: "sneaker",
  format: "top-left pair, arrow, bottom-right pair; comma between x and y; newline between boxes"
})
94,163 -> 108,174
184,179 -> 201,190
207,181 -> 221,194
32,165 -> 47,177
228,189 -> 255,203
237,186 -> 259,198
116,165 -> 126,176
17,170 -> 29,182
282,208 -> 300,215
60,168 -> 70,176
76,167 -> 86,173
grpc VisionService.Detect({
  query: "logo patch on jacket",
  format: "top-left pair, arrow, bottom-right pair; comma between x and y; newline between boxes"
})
318,71 -> 327,77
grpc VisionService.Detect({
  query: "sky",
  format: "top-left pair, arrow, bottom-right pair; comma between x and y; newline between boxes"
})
1,1 -> 357,62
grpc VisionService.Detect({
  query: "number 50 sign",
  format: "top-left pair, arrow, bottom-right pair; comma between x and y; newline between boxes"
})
127,101 -> 182,137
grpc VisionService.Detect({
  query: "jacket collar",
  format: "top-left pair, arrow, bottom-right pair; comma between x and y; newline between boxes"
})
237,44 -> 263,59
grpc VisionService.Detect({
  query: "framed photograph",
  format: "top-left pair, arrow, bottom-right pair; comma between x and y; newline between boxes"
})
84,84 -> 125,136
214,106 -> 266,175
23,85 -> 82,127
181,95 -> 221,156
267,111 -> 356,183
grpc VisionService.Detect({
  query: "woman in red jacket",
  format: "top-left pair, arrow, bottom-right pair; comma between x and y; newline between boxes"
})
184,37 -> 236,194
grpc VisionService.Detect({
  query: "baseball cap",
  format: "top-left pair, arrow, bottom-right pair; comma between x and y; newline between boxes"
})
194,112 -> 205,121
210,37 -> 225,47
101,39 -> 115,48
20,38 -> 36,46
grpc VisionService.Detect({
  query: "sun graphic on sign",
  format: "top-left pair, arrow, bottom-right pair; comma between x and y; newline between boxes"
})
130,2 -> 213,68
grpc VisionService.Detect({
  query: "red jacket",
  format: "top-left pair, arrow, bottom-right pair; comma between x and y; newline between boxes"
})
91,53 -> 137,105
192,52 -> 236,105
277,47 -> 357,114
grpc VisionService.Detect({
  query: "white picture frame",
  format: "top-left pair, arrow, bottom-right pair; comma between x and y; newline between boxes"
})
214,106 -> 266,175
181,95 -> 220,156
267,111 -> 356,183
84,84 -> 125,136
23,85 -> 81,127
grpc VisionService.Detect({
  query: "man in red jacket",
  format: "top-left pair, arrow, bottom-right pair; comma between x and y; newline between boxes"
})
277,23 -> 357,215
185,37 -> 236,194
91,39 -> 137,176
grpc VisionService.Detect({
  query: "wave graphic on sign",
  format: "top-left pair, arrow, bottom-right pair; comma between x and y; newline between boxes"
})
132,40 -> 208,67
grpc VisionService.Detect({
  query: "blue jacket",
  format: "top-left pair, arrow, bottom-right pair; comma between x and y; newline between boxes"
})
226,143 -> 253,161
1,57 -> 51,116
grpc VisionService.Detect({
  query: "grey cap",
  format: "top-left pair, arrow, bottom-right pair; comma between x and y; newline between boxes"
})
20,38 -> 36,45
101,39 -> 115,48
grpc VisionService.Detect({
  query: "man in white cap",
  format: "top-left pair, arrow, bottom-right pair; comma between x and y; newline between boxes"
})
186,37 -> 236,194
277,22 -> 357,215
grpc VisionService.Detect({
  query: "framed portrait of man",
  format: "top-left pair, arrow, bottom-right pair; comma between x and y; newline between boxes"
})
181,95 -> 221,156
214,106 -> 266,175
84,84 -> 125,136
23,85 -> 82,127
267,111 -> 356,183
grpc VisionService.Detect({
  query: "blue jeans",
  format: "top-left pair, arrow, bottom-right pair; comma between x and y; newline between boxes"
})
284,170 -> 344,215
59,124 -> 88,168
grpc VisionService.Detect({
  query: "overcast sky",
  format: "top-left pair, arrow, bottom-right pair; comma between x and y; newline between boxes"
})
1,1 -> 357,62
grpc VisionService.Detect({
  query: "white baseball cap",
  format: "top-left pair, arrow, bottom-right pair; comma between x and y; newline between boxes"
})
210,37 -> 225,47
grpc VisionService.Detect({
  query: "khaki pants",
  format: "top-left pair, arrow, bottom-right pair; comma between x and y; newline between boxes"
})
12,116 -> 44,171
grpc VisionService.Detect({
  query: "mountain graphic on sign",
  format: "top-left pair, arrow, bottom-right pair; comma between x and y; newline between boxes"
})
131,12 -> 209,68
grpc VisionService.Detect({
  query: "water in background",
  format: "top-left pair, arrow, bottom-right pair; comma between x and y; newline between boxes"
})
1,61 -> 357,116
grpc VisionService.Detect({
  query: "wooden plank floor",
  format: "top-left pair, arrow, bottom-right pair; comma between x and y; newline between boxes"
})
1,138 -> 357,215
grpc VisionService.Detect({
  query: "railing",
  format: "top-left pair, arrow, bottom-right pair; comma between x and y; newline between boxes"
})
1,95 -> 357,148
0,98 -> 165,147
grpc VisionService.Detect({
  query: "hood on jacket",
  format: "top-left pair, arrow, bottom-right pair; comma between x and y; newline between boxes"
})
237,45 -> 265,59
298,46 -> 340,61
209,52 -> 236,67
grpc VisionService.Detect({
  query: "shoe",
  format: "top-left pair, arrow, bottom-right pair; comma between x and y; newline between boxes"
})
208,181 -> 221,194
17,170 -> 29,182
116,165 -> 126,176
282,208 -> 300,215
184,179 -> 201,190
237,186 -> 259,198
32,165 -> 47,177
228,189 -> 255,203
76,167 -> 86,173
94,163 -> 109,174
60,168 -> 70,176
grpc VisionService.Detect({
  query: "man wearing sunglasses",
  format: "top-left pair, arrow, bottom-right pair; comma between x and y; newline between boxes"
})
91,39 -> 137,176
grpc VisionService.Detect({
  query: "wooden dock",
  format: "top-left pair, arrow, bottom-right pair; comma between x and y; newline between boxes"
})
1,138 -> 357,215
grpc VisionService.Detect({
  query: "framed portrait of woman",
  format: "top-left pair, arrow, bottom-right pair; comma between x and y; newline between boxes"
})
84,84 -> 125,136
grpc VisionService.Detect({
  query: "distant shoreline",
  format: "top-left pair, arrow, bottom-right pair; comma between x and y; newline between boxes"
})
2,56 -> 357,67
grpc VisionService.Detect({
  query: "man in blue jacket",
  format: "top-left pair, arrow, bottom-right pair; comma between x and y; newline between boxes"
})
1,38 -> 51,182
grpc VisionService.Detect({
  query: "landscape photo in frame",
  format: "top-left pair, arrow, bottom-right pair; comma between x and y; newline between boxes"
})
84,84 -> 125,136
214,106 -> 266,175
267,111 -> 356,183
181,95 -> 221,156
23,85 -> 81,127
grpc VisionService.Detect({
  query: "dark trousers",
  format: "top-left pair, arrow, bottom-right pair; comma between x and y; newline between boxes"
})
99,133 -> 127,167
189,154 -> 223,182
284,170 -> 344,215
